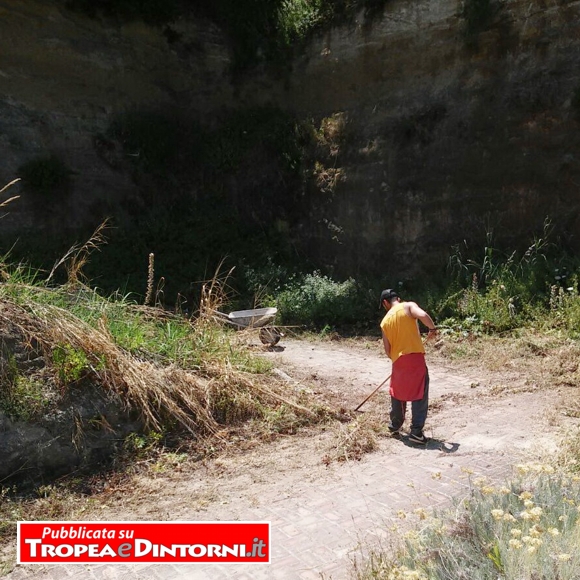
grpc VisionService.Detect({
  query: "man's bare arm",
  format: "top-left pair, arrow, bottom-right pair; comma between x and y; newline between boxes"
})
405,301 -> 436,331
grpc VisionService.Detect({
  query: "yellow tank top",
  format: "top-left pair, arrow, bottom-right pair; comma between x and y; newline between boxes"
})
380,302 -> 425,363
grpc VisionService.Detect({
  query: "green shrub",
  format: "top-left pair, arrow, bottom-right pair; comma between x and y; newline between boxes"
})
52,344 -> 91,385
18,155 -> 71,195
276,271 -> 374,327
278,0 -> 323,46
544,280 -> 580,338
435,222 -> 580,334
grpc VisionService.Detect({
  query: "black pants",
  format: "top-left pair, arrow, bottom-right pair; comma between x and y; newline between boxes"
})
388,369 -> 429,434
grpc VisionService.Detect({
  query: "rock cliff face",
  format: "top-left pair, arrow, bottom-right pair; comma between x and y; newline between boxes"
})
1,0 -> 580,278
265,0 -> 580,275
0,0 -> 230,232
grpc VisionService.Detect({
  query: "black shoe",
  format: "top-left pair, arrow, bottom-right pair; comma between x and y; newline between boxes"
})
388,426 -> 402,439
409,431 -> 429,445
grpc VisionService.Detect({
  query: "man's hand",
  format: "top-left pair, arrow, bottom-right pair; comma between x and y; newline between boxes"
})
425,328 -> 438,342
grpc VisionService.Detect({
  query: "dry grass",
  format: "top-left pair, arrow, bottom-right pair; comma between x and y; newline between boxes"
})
47,219 -> 109,284
0,245 -> 322,438
323,414 -> 386,464
0,178 -> 20,210
431,331 -> 580,386
0,265 -> 332,574
0,298 -> 317,437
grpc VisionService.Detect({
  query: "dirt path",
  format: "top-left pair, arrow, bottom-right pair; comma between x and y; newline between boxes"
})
8,337 -> 573,580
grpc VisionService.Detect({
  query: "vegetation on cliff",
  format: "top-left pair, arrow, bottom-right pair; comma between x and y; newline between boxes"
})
64,0 -> 390,70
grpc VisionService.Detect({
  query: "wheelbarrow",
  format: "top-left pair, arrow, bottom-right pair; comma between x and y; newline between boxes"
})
213,307 -> 282,346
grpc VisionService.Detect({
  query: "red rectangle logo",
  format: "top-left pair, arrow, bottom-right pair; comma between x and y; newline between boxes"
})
18,521 -> 270,564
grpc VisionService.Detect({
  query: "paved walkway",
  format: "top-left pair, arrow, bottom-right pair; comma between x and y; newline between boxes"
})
7,341 -> 554,580
8,444 -> 514,580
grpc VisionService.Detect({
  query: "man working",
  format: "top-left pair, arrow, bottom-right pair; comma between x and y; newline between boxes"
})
380,289 -> 437,444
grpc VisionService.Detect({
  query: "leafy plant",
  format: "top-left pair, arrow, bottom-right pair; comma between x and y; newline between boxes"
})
276,271 -> 375,327
0,364 -> 49,422
123,430 -> 163,456
52,344 -> 91,385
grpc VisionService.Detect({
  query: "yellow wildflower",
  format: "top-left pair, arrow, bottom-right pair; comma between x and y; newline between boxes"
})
510,528 -> 522,537
527,545 -> 537,554
558,553 -> 572,561
508,539 -> 523,549
431,472 -> 442,480
397,510 -> 407,520
548,527 -> 560,536
481,486 -> 496,495
491,509 -> 504,520
499,486 -> 511,495
519,491 -> 533,501
503,513 -> 516,522
521,537 -> 543,550
529,525 -> 542,538
524,499 -> 534,508
414,508 -> 428,520
461,467 -> 474,475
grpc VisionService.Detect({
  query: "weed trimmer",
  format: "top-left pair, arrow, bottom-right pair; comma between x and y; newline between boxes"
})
354,373 -> 391,412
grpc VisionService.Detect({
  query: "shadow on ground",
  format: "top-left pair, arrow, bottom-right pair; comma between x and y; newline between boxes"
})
399,437 -> 460,453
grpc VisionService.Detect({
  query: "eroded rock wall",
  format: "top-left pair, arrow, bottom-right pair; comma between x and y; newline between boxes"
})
1,0 -> 580,277
262,0 -> 580,276
0,0 -> 230,233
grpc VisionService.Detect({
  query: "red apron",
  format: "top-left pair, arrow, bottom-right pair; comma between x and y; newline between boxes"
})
390,353 -> 427,402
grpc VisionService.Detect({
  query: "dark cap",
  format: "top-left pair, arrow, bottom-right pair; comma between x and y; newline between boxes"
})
380,289 -> 399,306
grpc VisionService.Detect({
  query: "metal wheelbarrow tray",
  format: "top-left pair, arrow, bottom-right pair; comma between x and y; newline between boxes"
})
227,307 -> 278,328
213,307 -> 282,346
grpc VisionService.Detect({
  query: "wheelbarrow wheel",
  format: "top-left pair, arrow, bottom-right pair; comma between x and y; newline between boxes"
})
259,327 -> 281,347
